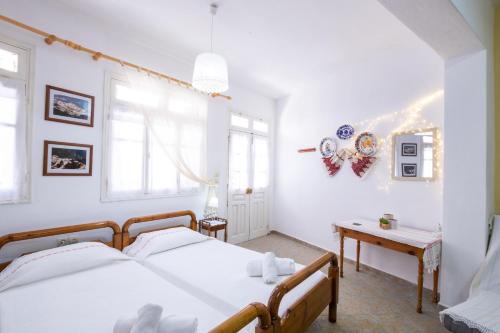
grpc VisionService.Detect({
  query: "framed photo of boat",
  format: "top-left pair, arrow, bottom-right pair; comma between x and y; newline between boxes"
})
45,85 -> 94,127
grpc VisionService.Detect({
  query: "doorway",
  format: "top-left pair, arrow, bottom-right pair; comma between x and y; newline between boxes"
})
227,113 -> 270,243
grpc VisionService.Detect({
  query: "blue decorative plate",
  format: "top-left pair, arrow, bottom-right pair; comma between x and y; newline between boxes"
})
337,124 -> 354,140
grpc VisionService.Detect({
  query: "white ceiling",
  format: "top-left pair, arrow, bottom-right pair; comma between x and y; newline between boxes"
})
55,0 -> 438,98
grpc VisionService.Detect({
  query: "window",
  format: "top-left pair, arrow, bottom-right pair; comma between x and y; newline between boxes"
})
252,120 -> 268,133
230,114 -> 249,129
230,113 -> 269,134
102,73 -> 207,201
0,38 -> 31,204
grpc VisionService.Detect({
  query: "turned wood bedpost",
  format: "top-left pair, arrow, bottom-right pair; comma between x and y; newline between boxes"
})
268,252 -> 337,326
328,254 -> 339,323
208,302 -> 273,333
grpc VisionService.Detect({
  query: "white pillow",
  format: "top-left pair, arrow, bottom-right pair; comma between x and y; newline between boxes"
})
0,242 -> 130,292
123,227 -> 209,259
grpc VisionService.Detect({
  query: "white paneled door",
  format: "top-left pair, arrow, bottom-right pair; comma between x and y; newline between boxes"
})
228,127 -> 269,243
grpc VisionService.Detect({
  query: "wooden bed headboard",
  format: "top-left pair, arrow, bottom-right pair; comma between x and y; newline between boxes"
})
0,221 -> 121,272
122,210 -> 198,248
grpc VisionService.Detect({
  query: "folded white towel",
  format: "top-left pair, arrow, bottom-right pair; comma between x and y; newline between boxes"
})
114,304 -> 163,333
114,316 -> 136,333
262,252 -> 279,284
131,304 -> 163,333
246,258 -> 295,277
158,315 -> 198,333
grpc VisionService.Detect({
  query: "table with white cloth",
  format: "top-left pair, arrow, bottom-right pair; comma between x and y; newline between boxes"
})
332,219 -> 442,313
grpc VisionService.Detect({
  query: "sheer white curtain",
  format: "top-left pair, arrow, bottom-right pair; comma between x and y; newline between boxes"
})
0,68 -> 28,203
104,70 -> 213,200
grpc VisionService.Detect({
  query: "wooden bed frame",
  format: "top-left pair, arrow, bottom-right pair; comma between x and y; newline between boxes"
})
122,210 -> 339,333
0,221 -> 122,272
0,220 -> 273,333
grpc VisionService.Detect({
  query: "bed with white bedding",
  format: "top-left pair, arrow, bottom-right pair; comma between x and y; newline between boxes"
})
122,210 -> 339,333
0,243 -> 235,333
0,221 -> 270,333
129,236 -> 325,317
1,258 -> 234,332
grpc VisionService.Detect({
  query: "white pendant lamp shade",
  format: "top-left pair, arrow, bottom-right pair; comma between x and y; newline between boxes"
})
192,52 -> 229,94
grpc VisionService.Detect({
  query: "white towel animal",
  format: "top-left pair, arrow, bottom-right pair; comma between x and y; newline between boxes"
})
113,304 -> 198,333
158,315 -> 198,333
246,258 -> 295,277
114,303 -> 163,333
262,252 -> 279,284
114,317 -> 137,333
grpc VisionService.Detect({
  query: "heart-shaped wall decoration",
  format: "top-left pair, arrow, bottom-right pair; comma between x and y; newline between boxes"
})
350,154 -> 377,178
322,149 -> 352,177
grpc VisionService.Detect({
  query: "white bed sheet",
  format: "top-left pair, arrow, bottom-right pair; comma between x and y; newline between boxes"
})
0,260 -> 237,333
143,239 -> 327,319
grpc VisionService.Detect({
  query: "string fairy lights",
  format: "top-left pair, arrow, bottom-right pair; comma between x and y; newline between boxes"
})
338,90 -> 444,190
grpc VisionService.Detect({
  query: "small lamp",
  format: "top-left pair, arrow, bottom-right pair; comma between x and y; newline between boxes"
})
204,184 -> 219,219
208,196 -> 219,209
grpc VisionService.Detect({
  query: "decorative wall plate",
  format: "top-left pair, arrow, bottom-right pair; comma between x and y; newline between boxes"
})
336,124 -> 354,140
319,137 -> 336,158
355,132 -> 377,156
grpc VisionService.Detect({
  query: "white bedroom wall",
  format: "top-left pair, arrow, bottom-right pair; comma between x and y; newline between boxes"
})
273,31 -> 444,287
0,0 -> 275,256
376,0 -> 495,309
441,0 -> 494,307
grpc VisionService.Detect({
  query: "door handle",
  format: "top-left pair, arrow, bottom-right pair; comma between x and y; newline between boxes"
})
245,188 -> 253,195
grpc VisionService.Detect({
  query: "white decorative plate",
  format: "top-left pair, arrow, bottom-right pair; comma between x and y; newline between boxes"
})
319,137 -> 337,158
355,132 -> 377,156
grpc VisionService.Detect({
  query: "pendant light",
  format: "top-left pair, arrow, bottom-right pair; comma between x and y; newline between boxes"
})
192,3 -> 229,94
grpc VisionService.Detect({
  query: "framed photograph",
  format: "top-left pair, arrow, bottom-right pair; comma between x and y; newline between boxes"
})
401,143 -> 417,156
43,140 -> 93,176
45,85 -> 94,127
401,163 -> 417,177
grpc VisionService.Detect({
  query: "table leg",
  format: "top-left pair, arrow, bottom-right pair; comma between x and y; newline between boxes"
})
356,240 -> 360,272
215,230 -> 218,239
340,233 -> 344,278
417,256 -> 424,313
432,267 -> 440,303
224,227 -> 228,242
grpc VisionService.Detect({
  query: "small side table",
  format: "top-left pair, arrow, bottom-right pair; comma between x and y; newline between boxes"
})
198,217 -> 228,242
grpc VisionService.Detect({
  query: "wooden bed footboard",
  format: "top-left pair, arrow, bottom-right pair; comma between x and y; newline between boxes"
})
0,221 -> 122,272
268,252 -> 339,332
209,302 -> 273,333
122,210 -> 197,248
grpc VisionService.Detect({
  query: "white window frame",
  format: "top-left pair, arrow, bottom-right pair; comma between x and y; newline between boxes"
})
101,72 -> 202,202
227,110 -> 272,189
229,112 -> 270,135
0,35 -> 34,205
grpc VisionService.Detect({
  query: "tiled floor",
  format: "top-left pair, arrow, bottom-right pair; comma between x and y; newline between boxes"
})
239,233 -> 447,333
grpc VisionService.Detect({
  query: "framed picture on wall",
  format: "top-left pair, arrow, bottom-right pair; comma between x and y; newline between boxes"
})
43,140 -> 93,176
401,163 -> 417,177
401,143 -> 417,156
45,85 -> 94,127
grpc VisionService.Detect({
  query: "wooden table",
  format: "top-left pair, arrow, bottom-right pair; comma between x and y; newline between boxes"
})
334,220 -> 441,313
199,217 -> 228,242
